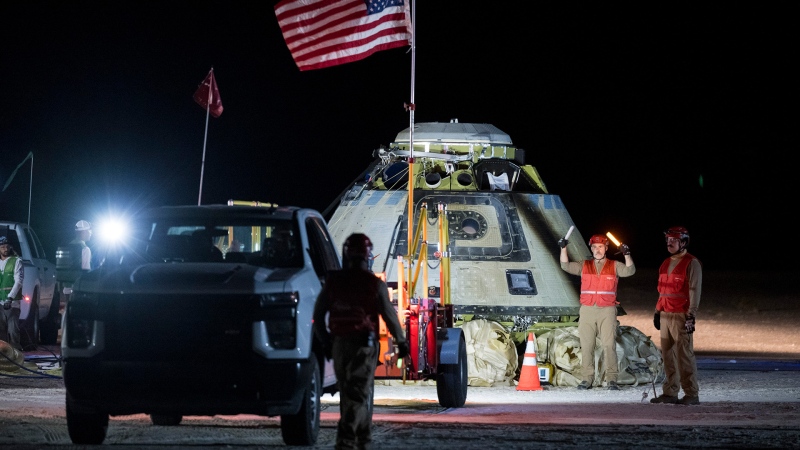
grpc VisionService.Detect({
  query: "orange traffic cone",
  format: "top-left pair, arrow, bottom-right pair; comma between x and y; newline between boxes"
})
516,332 -> 543,391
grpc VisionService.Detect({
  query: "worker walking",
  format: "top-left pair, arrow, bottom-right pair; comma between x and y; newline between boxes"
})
559,233 -> 635,390
0,236 -> 24,350
651,226 -> 703,405
313,233 -> 409,450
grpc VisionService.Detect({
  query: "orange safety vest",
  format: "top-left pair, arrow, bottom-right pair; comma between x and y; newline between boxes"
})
580,259 -> 618,307
325,269 -> 380,337
656,253 -> 696,313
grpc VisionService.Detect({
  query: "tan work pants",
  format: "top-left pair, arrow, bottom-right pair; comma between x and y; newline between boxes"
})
659,311 -> 699,397
578,304 -> 618,385
333,335 -> 378,450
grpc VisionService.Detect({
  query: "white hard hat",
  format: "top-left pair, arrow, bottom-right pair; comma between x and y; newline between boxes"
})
75,220 -> 92,231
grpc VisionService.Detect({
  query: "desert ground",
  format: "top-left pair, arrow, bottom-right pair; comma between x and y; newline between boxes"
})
617,268 -> 799,359
1,267 -> 798,448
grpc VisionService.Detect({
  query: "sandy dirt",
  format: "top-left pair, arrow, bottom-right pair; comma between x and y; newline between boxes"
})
618,268 -> 799,359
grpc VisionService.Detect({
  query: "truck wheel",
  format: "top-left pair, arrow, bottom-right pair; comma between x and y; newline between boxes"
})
40,289 -> 61,345
66,399 -> 108,444
436,332 -> 468,408
150,414 -> 183,426
20,290 -> 40,351
280,355 -> 321,445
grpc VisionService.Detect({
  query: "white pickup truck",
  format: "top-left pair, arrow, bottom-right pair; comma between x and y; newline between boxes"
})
62,203 -> 340,446
0,221 -> 59,349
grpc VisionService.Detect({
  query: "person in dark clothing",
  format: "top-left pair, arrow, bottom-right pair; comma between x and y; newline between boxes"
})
313,233 -> 409,450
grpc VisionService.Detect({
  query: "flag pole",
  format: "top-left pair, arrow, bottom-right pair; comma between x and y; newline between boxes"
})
197,70 -> 213,206
406,0 -> 416,295
198,104 -> 210,205
2,152 -> 34,225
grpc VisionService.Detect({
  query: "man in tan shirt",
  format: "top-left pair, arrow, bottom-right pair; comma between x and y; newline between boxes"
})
559,233 -> 635,390
650,226 -> 703,405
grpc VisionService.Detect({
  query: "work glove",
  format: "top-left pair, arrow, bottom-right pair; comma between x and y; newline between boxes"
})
557,238 -> 568,248
2,299 -> 11,310
653,311 -> 661,330
619,244 -> 631,256
685,314 -> 696,334
397,341 -> 410,359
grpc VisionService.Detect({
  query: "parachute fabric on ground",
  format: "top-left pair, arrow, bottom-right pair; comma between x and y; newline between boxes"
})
534,328 -> 582,386
531,326 -> 663,387
553,367 -> 582,387
616,326 -> 664,385
538,327 -> 582,377
0,340 -> 25,373
461,319 -> 518,386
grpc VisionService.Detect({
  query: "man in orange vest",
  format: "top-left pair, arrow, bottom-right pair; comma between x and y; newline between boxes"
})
650,226 -> 703,405
559,233 -> 635,390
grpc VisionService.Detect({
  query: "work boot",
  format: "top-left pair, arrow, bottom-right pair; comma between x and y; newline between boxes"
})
607,381 -> 620,391
650,394 -> 679,404
678,395 -> 700,405
576,381 -> 591,390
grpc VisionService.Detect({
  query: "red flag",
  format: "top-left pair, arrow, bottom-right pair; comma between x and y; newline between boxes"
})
194,69 -> 223,118
274,0 -> 412,71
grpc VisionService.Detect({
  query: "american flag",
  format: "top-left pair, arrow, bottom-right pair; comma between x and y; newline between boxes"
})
275,0 -> 412,71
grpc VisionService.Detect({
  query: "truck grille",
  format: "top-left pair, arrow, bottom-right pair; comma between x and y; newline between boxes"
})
102,294 -> 255,361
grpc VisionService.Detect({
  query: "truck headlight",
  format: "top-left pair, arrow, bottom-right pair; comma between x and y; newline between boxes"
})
65,294 -> 97,349
259,292 -> 298,349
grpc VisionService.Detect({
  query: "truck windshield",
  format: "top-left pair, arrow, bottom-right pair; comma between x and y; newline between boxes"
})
115,218 -> 302,268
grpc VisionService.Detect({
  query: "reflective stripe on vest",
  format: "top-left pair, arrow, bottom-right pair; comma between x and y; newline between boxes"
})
579,259 -> 618,307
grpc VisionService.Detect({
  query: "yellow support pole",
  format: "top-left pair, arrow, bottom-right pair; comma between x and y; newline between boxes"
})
397,256 -> 407,313
409,204 -> 428,297
422,209 -> 429,300
439,203 -> 451,305
397,255 -> 407,383
406,159 -> 414,307
226,199 -> 276,207
411,241 -> 427,296
437,203 -> 444,304
407,162 -> 414,254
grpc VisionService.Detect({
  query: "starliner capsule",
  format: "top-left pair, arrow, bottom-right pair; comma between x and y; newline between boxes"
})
326,120 -> 591,346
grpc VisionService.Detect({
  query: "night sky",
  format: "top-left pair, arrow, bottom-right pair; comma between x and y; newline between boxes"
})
2,2 -> 792,270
